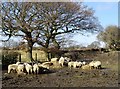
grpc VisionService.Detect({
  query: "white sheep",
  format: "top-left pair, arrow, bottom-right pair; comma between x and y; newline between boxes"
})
89,61 -> 101,69
76,61 -> 82,68
58,57 -> 65,67
24,63 -> 33,74
38,62 -> 50,69
8,62 -> 21,73
68,61 -> 74,68
33,64 -> 39,74
42,62 -> 53,66
64,57 -> 72,62
82,61 -> 86,65
81,64 -> 90,70
51,58 -> 58,62
68,61 -> 82,68
17,64 -> 25,73
8,64 -> 18,73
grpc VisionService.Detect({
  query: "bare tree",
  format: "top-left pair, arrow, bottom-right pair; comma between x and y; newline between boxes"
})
1,2 -> 102,61
36,2 -> 102,50
1,2 -> 41,61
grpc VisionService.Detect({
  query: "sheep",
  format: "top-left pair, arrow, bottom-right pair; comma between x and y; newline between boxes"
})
68,61 -> 82,68
76,61 -> 82,68
94,61 -> 101,69
51,58 -> 58,62
16,62 -> 21,65
17,64 -> 25,73
33,64 -> 39,74
89,61 -> 102,69
17,71 -> 26,76
81,61 -> 86,65
42,62 -> 53,66
8,62 -> 21,73
51,58 -> 59,66
8,64 -> 18,73
58,57 -> 65,67
63,57 -> 72,66
38,62 -> 51,69
24,63 -> 33,74
68,61 -> 74,68
81,64 -> 90,70
64,57 -> 72,62
73,61 -> 78,68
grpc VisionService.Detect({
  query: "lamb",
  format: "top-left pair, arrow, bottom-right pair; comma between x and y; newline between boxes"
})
8,62 -> 21,73
89,61 -> 102,69
59,57 -> 65,67
33,64 -> 39,74
24,63 -> 33,74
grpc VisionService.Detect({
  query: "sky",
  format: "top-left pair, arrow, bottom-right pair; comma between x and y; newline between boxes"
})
72,2 -> 118,47
0,1 -> 119,47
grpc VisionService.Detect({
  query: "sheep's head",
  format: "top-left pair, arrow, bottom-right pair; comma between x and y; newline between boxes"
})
16,62 -> 21,65
82,61 -> 86,65
24,63 -> 28,65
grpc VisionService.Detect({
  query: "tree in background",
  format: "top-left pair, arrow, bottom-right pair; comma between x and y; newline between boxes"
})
97,25 -> 120,50
1,2 -> 102,61
35,2 -> 102,54
87,41 -> 100,49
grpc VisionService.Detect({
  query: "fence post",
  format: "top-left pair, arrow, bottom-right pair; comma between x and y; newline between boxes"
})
35,53 -> 37,61
18,54 -> 21,62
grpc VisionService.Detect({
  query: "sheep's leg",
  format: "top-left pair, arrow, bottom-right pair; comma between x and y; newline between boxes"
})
8,69 -> 11,73
73,65 -> 76,68
27,70 -> 29,74
60,63 -> 62,67
62,63 -> 64,67
35,69 -> 37,74
37,70 -> 39,74
91,66 -> 94,69
69,65 -> 72,69
21,69 -> 24,72
98,65 -> 101,69
31,69 -> 33,74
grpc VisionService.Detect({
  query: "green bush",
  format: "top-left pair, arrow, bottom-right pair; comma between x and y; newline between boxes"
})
2,50 -> 19,70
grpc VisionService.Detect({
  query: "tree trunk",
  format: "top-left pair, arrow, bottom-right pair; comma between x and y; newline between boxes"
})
42,47 -> 51,61
27,43 -> 34,62
26,35 -> 34,62
52,39 -> 61,58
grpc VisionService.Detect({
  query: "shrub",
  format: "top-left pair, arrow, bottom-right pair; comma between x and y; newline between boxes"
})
2,50 -> 19,70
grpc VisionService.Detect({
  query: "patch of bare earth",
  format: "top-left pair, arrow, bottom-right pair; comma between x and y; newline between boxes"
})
2,51 -> 119,87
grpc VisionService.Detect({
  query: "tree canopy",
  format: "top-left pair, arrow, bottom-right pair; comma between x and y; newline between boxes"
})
97,25 -> 120,50
1,2 -> 102,61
